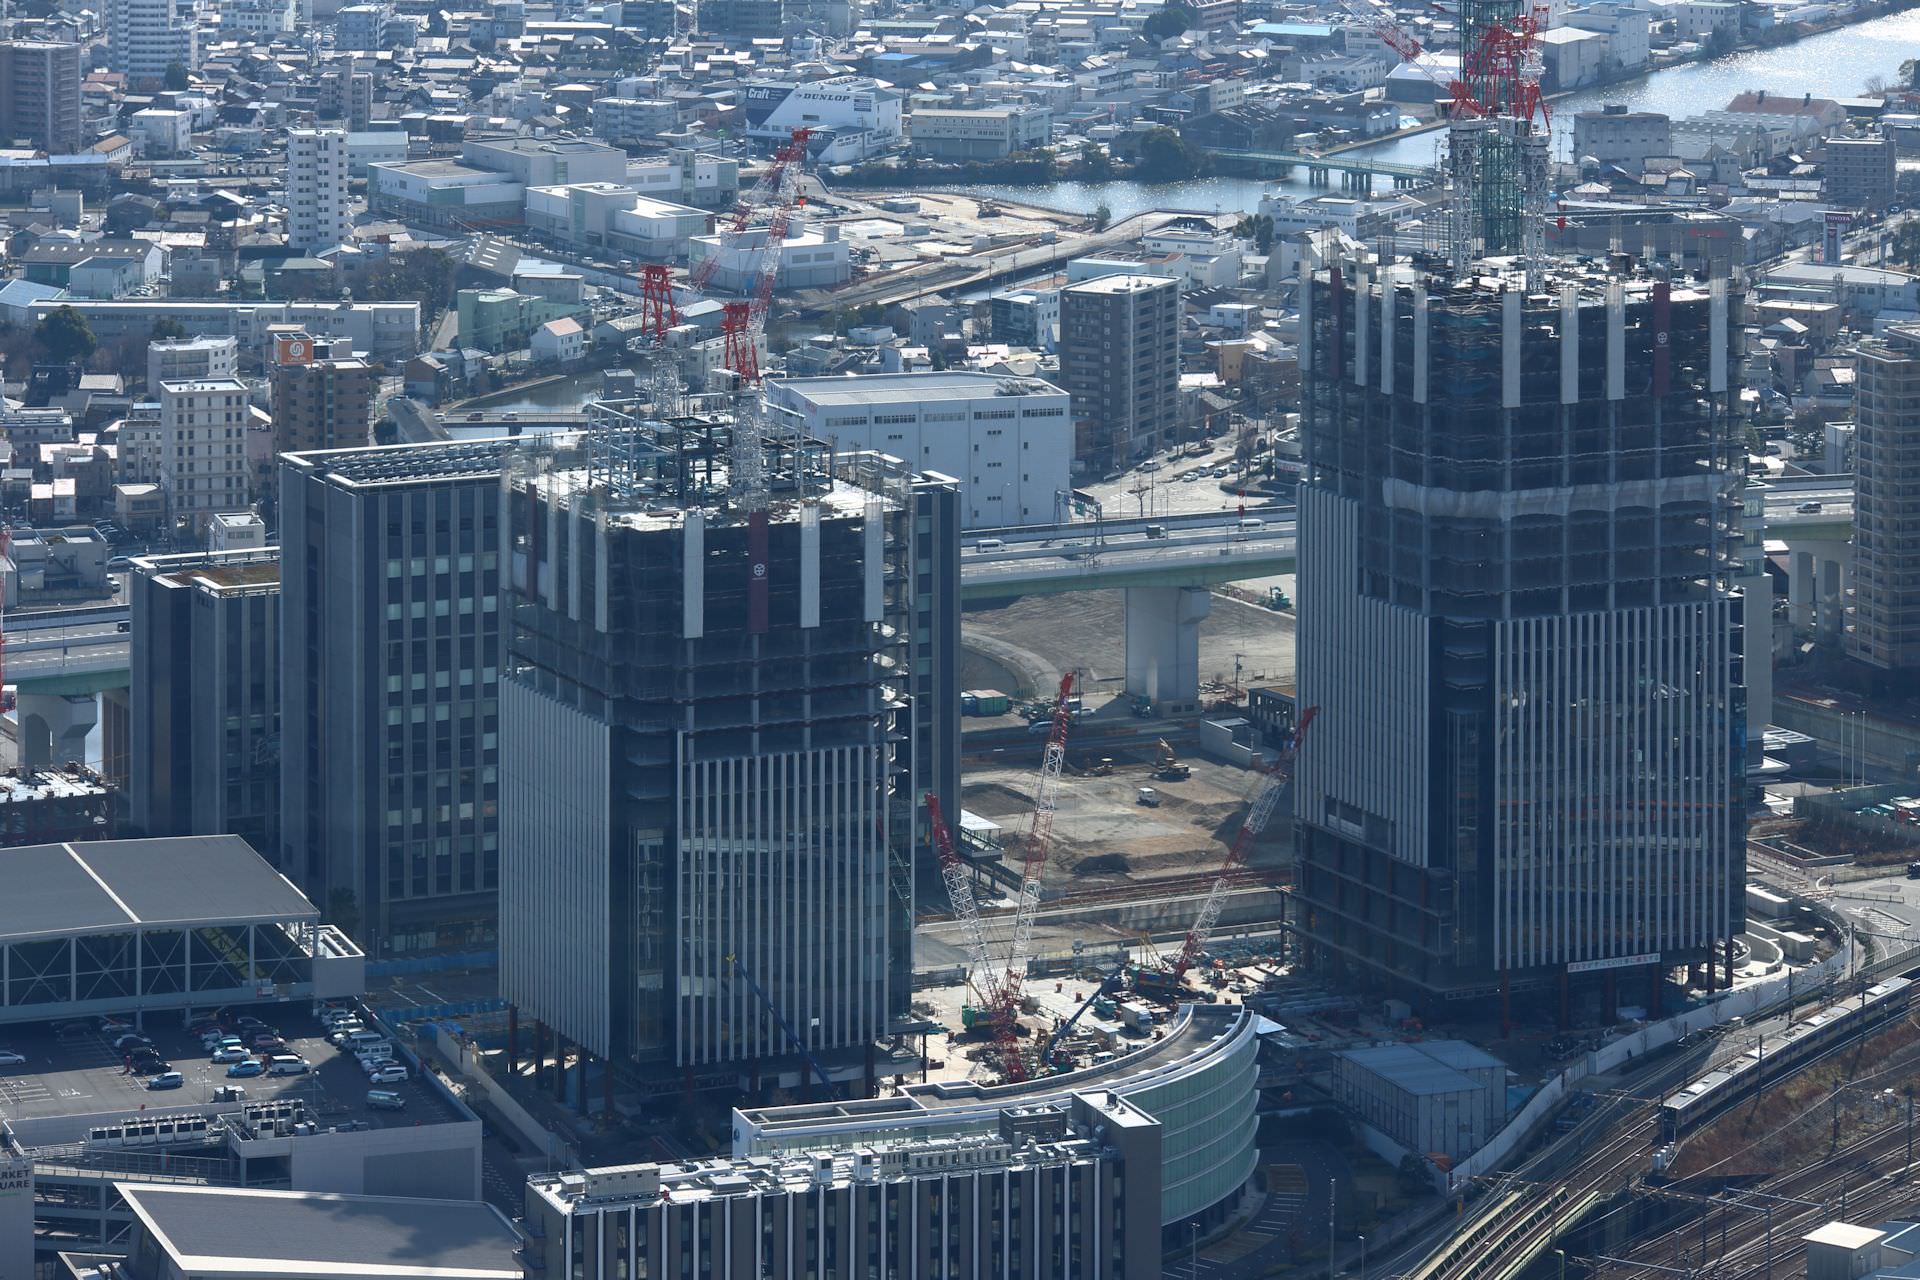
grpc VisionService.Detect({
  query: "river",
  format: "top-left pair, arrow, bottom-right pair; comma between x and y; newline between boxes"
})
945,6 -> 1920,220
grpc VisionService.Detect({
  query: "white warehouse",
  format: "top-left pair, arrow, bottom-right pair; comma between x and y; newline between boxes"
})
524,182 -> 711,259
1332,1040 -> 1507,1163
743,76 -> 902,146
765,371 -> 1071,528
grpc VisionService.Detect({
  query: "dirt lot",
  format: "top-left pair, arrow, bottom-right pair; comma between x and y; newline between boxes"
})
961,745 -> 1288,887
961,589 -> 1296,702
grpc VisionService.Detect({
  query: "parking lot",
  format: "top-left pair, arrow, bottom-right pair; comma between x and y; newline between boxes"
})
0,1003 -> 462,1136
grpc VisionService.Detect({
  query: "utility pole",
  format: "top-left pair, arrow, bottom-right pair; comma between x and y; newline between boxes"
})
1766,1203 -> 1774,1280
1907,1088 -> 1914,1168
1329,1177 -> 1337,1280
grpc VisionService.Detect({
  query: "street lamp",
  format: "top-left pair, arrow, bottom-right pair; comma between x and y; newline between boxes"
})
1360,1234 -> 1367,1280
1189,1222 -> 1200,1278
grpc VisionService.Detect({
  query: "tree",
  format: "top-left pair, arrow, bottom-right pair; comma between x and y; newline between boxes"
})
325,888 -> 360,938
149,316 -> 187,341
1135,127 -> 1207,183
163,61 -> 189,91
1142,2 -> 1194,41
1234,213 -> 1275,253
1075,141 -> 1114,182
1902,58 -> 1920,89
1092,202 -> 1113,231
33,305 -> 95,365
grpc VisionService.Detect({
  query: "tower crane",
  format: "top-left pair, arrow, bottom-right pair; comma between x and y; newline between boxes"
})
1136,707 -> 1318,998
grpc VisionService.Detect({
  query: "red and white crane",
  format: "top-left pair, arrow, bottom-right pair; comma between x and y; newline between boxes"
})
1164,707 -> 1317,986
925,672 -> 1077,1082
635,126 -> 814,384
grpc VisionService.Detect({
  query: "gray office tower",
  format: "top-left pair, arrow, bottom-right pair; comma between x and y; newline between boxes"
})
1292,256 -> 1748,1018
128,548 -> 281,858
498,409 -> 957,1091
279,440 -> 508,957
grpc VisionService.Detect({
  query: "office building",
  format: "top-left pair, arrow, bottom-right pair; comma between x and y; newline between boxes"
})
105,0 -> 195,83
269,332 -> 375,454
147,336 -> 237,391
498,415 -> 954,1089
765,371 -> 1070,528
128,548 -> 279,858
335,1 -> 390,49
279,439 -> 507,957
1826,134 -> 1898,210
157,378 -> 252,536
0,41 -> 82,156
1849,324 -> 1920,682
1059,273 -> 1180,471
287,129 -> 350,255
526,1091 -> 1160,1280
1292,256 -> 1747,1013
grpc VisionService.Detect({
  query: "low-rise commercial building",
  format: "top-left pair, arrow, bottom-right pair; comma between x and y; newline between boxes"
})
369,159 -> 527,231
1332,1040 -> 1507,1162
910,105 -> 1052,159
522,182 -> 710,259
766,371 -> 1071,527
686,219 -> 848,292
462,135 -> 628,186
455,288 -> 579,353
626,149 -> 740,209
591,96 -> 678,145
1571,104 -> 1671,170
147,336 -> 238,391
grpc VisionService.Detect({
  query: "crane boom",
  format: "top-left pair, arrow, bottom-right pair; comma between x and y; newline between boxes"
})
1172,707 -> 1318,982
1003,673 -> 1075,995
926,791 -> 999,1003
688,128 -> 813,296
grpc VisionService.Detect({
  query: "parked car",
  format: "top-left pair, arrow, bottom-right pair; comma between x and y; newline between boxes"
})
250,1034 -> 287,1050
267,1056 -> 310,1076
146,1072 -> 184,1090
99,1018 -> 133,1034
365,1089 -> 406,1112
225,1060 -> 266,1078
0,1050 -> 24,1066
112,1033 -> 152,1051
360,1058 -> 397,1077
210,1046 -> 249,1063
367,1064 -> 409,1084
328,1024 -> 366,1046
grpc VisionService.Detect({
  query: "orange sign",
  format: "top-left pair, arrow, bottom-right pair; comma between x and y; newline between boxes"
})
275,335 -> 313,366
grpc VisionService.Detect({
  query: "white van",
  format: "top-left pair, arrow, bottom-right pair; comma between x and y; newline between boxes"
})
353,1041 -> 394,1063
1238,518 -> 1264,531
973,538 -> 1005,552
267,1055 -> 310,1076
344,1029 -> 385,1050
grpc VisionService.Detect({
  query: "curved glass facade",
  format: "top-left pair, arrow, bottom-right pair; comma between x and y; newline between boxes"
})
733,1004 -> 1262,1228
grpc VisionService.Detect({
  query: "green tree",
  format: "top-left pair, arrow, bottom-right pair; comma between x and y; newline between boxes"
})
33,305 -> 95,365
163,61 -> 189,91
1142,2 -> 1194,41
1076,141 -> 1114,181
1901,58 -> 1920,89
149,316 -> 187,341
1135,127 -> 1207,183
1234,213 -> 1275,253
1092,202 -> 1112,230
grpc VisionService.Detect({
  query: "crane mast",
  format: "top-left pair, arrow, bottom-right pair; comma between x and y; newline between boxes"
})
1170,707 -> 1318,983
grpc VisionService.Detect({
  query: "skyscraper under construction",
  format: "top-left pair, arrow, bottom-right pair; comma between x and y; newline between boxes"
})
1291,258 -> 1749,1015
496,407 -> 958,1092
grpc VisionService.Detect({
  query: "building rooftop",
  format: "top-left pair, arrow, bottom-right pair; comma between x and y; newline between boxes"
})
773,371 -> 1065,404
0,766 -> 112,804
157,378 -> 249,394
1801,1221 -> 1886,1251
282,436 -> 524,488
0,835 -> 316,943
1064,272 -> 1177,295
118,1185 -> 523,1279
1337,1043 -> 1481,1096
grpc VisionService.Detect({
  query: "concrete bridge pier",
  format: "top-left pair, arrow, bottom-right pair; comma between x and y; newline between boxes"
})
18,692 -> 96,770
1785,540 -> 1850,638
1124,585 -> 1209,715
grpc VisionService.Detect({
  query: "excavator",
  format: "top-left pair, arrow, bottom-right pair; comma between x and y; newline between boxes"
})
1153,739 -> 1191,781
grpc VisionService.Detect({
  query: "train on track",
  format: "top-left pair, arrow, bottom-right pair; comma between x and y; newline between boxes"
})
1659,975 -> 1914,1141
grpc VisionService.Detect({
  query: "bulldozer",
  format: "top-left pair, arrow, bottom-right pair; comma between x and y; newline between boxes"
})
1152,739 -> 1191,781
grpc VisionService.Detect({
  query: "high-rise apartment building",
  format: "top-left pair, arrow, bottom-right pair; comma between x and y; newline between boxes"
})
1826,135 -> 1897,210
497,415 -> 954,1088
287,129 -> 350,255
1292,257 -> 1747,1015
128,547 -> 280,859
269,332 -> 376,454
158,378 -> 252,535
1848,323 -> 1920,682
279,439 -> 506,956
1058,273 -> 1180,471
106,0 -> 197,83
0,41 -> 82,155
148,335 -> 238,391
